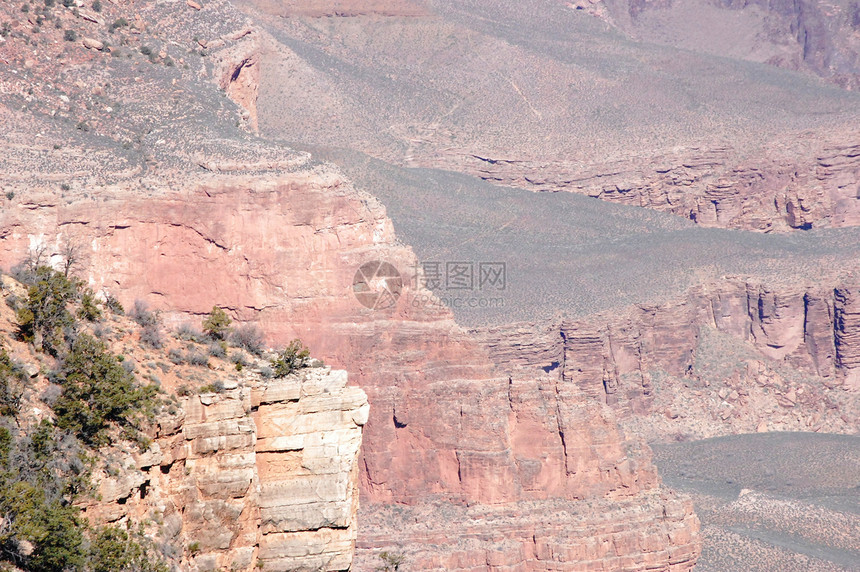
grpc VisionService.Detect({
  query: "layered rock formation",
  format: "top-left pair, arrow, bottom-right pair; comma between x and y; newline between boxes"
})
0,165 -> 702,569
84,365 -> 369,572
475,277 -> 860,441
356,491 -> 698,571
245,0 -> 860,235
460,137 -> 860,231
0,0 -> 733,568
356,374 -> 700,571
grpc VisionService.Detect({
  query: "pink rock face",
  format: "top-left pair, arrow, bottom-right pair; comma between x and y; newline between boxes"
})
475,277 -> 860,439
355,490 -> 699,571
0,170 -> 700,569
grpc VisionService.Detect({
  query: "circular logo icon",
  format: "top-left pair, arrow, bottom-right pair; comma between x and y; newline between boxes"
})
353,261 -> 403,310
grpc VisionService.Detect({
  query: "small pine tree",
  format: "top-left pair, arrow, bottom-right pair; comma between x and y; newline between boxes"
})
53,334 -> 157,446
202,306 -> 231,340
77,290 -> 102,322
15,266 -> 77,355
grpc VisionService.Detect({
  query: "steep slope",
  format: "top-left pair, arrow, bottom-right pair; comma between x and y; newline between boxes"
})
595,0 -> 860,90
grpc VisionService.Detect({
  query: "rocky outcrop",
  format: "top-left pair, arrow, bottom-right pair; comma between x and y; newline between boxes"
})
475,277 -> 860,440
83,366 -> 368,572
213,29 -> 261,132
461,137 -> 860,232
356,373 -> 700,570
356,491 -> 698,571
0,168 -> 701,569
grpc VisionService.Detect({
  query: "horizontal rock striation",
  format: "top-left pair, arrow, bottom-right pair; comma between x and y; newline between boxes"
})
355,491 -> 698,571
0,169 -> 701,569
459,136 -> 860,232
83,366 -> 368,572
475,277 -> 860,438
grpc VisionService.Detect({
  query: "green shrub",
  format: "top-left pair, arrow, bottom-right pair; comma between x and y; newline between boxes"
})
53,334 -> 157,446
202,306 -> 231,340
0,421 -> 90,571
104,293 -> 124,315
0,347 -> 25,417
0,483 -> 85,572
270,339 -> 310,378
63,29 -> 76,42
15,266 -> 77,355
77,290 -> 102,322
89,525 -> 167,572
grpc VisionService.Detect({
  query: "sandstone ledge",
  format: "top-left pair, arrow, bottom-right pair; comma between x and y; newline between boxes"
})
85,366 -> 368,572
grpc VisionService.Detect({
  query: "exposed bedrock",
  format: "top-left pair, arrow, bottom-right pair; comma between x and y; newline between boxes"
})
475,278 -> 860,439
82,366 -> 368,572
0,171 -> 701,569
461,137 -> 860,232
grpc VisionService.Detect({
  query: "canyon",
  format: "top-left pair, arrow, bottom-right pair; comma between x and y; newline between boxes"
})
2,0 -> 860,569
0,165 -> 703,570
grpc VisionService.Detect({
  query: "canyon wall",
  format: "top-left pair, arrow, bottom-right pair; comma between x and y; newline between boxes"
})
83,365 -> 368,572
0,169 -> 701,569
458,137 -> 860,231
594,0 -> 860,90
475,277 -> 860,440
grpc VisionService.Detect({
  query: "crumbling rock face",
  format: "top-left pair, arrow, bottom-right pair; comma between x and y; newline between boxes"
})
213,29 -> 262,131
83,366 -> 368,572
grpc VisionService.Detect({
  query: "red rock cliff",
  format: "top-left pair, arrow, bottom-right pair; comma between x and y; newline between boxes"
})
0,166 -> 700,569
